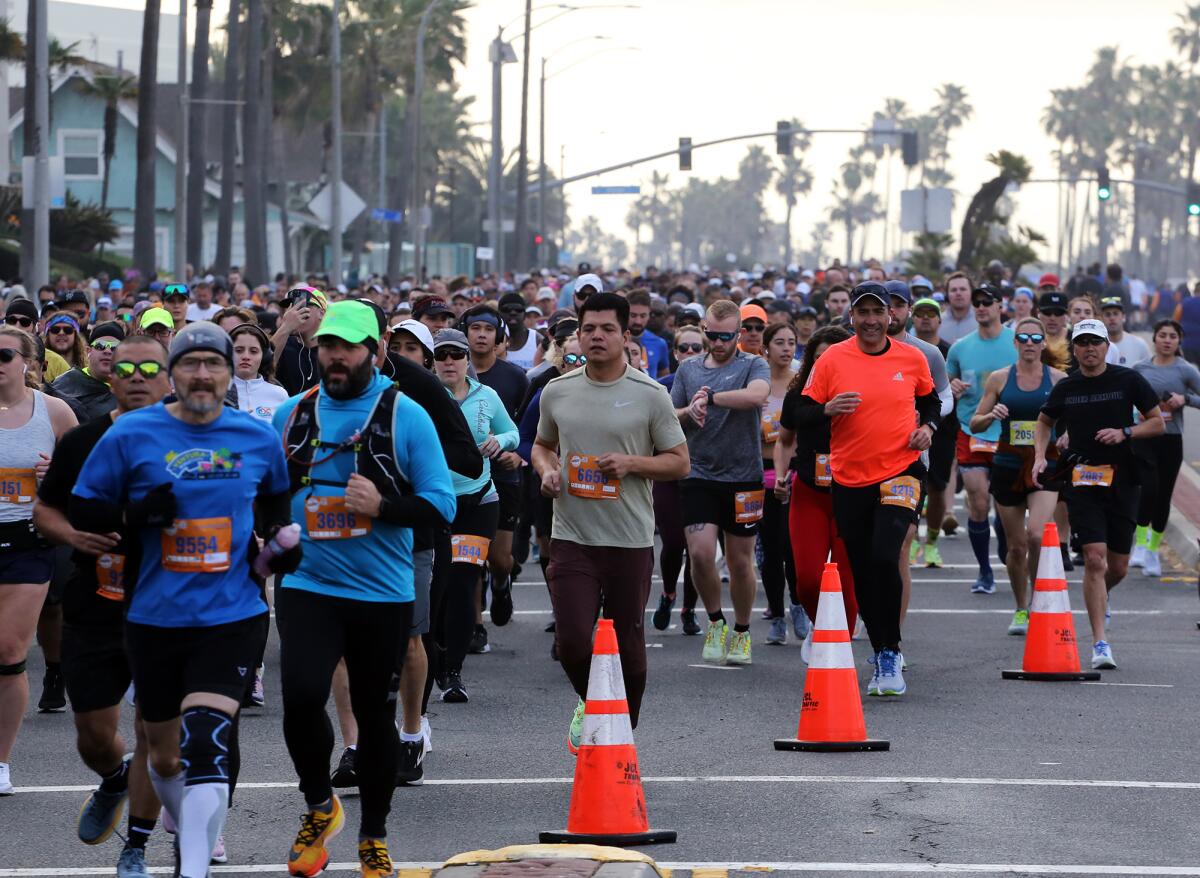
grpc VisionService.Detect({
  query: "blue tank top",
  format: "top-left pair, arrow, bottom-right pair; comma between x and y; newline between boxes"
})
995,365 -> 1053,470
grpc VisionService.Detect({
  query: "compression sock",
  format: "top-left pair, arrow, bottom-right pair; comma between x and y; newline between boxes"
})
925,530 -> 939,547
126,815 -> 155,850
98,759 -> 129,793
734,623 -> 750,633
1135,525 -> 1150,548
993,515 -> 1007,563
707,611 -> 726,624
1148,529 -> 1164,551
147,764 -> 184,828
968,519 -> 992,576
179,782 -> 228,878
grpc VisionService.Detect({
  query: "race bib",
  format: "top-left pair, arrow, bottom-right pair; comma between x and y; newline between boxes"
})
734,490 -> 765,524
1072,464 -> 1114,488
814,454 -> 832,488
304,495 -> 371,540
969,436 -> 998,454
567,454 -> 620,500
450,534 -> 490,566
1009,420 -> 1036,447
761,411 -> 781,444
880,476 -> 921,511
161,517 -> 232,573
0,468 -> 36,504
1162,410 -> 1173,422
94,553 -> 125,601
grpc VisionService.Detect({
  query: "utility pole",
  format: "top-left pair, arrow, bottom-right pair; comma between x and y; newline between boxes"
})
409,0 -> 440,283
0,0 -> 9,186
1097,188 -> 1108,270
32,0 -> 48,286
513,0 -> 532,270
174,0 -> 188,281
537,56 -> 545,268
378,103 -> 386,245
329,0 -> 342,284
487,28 -> 508,277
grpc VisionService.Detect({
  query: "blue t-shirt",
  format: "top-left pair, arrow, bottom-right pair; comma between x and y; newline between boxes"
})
638,331 -> 670,378
946,327 -> 1018,440
273,372 -> 456,604
73,403 -> 289,627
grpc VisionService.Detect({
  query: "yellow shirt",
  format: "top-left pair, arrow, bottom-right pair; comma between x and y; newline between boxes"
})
43,350 -> 70,383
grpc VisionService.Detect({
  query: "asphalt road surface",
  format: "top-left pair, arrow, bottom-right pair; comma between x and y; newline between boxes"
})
2,504 -> 1199,877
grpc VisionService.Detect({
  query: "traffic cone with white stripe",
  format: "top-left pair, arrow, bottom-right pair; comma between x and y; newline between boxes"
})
775,563 -> 889,752
1002,522 -> 1100,681
539,619 -> 677,846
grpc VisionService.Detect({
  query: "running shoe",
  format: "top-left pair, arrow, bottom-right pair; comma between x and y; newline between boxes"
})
766,616 -> 787,645
211,833 -> 227,864
726,629 -> 752,665
873,648 -> 906,696
420,715 -> 433,755
1130,544 -> 1147,568
942,513 -> 959,536
701,619 -> 729,663
0,762 -> 13,796
567,697 -> 585,755
908,541 -> 922,565
652,593 -> 674,631
680,609 -> 701,636
490,575 -> 514,626
1091,640 -> 1117,670
1060,544 -> 1075,572
116,845 -> 149,877
1143,551 -> 1162,578
468,625 -> 491,654
790,603 -> 810,639
799,630 -> 813,665
38,666 -> 66,712
288,795 -> 344,878
244,667 -> 265,708
78,784 -> 128,844
1007,608 -> 1030,636
866,654 -> 881,696
970,572 -> 996,595
359,837 -> 394,878
330,747 -> 357,788
852,616 -> 867,640
923,543 -> 943,568
395,739 -> 424,786
441,670 -> 468,703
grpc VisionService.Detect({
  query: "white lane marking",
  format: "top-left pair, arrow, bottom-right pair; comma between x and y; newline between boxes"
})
17,774 -> 1200,795
503,607 -> 1165,617
687,663 -> 742,671
1082,682 -> 1174,688
5,862 -> 1200,877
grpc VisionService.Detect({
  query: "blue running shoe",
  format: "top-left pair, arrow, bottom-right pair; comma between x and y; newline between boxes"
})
970,572 -> 996,595
874,648 -> 907,696
78,784 -> 128,845
790,603 -> 811,640
116,845 -> 149,878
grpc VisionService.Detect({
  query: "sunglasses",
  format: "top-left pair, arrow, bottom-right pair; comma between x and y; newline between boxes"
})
163,284 -> 189,297
676,342 -> 703,354
1073,336 -> 1106,347
971,298 -> 997,308
1015,333 -> 1045,344
90,339 -> 120,351
0,347 -> 20,363
48,325 -> 76,336
704,330 -> 738,342
114,360 -> 164,379
434,348 -> 468,361
741,322 -> 765,332
1040,309 -> 1066,317
4,315 -> 34,328
563,353 -> 587,366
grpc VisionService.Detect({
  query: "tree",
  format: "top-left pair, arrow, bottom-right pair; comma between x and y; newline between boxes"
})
905,232 -> 954,280
775,118 -> 812,266
214,0 -> 242,274
79,74 -> 137,212
133,0 -> 162,277
186,0 -> 214,269
957,150 -> 1032,271
242,0 -> 267,282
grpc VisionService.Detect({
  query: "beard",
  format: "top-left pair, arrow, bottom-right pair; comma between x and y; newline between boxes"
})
179,381 -> 222,415
324,356 -> 374,400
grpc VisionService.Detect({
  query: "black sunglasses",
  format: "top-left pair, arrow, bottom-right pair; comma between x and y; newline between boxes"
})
704,330 -> 737,342
48,325 -> 76,335
1015,333 -> 1045,344
4,315 -> 34,328
0,347 -> 20,363
1073,336 -> 1106,347
434,348 -> 468,361
741,322 -> 765,332
676,342 -> 703,353
971,298 -> 997,308
563,353 -> 587,366
114,360 -> 164,379
1040,308 -> 1066,317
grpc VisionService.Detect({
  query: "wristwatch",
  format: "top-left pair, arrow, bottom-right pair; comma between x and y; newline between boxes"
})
1122,426 -> 1133,440
706,388 -> 716,408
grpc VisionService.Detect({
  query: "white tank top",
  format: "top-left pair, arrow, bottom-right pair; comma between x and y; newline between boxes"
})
506,331 -> 540,372
0,390 -> 55,523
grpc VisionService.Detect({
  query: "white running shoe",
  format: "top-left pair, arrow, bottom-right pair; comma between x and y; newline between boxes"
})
0,762 -> 12,795
1130,544 -> 1147,568
1143,551 -> 1162,578
800,630 -> 813,665
420,715 -> 433,755
1091,640 -> 1117,670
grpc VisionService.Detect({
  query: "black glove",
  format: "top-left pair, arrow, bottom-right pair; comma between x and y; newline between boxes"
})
125,483 -> 178,529
265,523 -> 303,576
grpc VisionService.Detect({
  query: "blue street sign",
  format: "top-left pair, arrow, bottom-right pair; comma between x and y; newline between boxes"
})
591,185 -> 640,195
371,208 -> 404,223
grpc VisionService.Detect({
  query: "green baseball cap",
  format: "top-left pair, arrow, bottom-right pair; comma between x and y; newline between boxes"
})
315,300 -> 380,346
140,306 -> 174,330
912,297 -> 942,315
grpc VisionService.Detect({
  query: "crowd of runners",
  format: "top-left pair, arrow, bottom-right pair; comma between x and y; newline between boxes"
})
0,258 -> 1194,876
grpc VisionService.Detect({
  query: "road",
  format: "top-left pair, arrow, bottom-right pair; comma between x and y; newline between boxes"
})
2,506 -> 1199,877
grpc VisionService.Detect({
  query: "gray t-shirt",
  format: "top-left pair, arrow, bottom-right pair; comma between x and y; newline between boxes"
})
1133,358 -> 1200,435
671,351 -> 771,482
905,331 -> 953,418
940,309 -> 978,345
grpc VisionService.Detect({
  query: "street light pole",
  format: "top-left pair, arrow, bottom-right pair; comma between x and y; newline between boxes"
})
330,0 -> 343,284
514,0 -> 532,271
488,28 -> 505,278
174,0 -> 188,281
32,0 -> 48,287
409,0 -> 440,283
537,56 -> 545,267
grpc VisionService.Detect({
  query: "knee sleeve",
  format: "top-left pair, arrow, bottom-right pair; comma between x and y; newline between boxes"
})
0,659 -> 26,675
179,707 -> 233,786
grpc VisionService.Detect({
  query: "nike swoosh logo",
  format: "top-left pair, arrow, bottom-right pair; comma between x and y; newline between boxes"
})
614,401 -> 633,408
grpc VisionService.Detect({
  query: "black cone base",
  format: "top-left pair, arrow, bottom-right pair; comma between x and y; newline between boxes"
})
1001,669 -> 1101,681
538,829 -> 677,846
774,737 -> 890,752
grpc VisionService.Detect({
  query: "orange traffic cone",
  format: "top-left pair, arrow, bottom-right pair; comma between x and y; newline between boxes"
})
775,563 -> 889,752
539,619 -> 676,846
1002,522 -> 1100,681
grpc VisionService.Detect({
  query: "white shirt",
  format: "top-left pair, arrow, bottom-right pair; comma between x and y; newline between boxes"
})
231,375 -> 290,422
1105,332 -> 1150,367
187,302 -> 222,322
505,331 -> 541,371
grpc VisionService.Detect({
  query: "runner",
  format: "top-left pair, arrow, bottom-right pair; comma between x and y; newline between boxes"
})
670,299 -> 771,665
531,291 -> 688,752
497,292 -> 540,370
799,282 -> 941,696
627,289 -> 670,378
946,283 -> 1016,595
51,321 -> 125,423
1131,320 -> 1200,576
940,271 -> 977,344
738,302 -> 768,356
1033,318 -> 1164,670
774,324 -> 856,663
1100,297 -> 1150,366
909,297 -> 955,567
229,323 -> 289,424
968,318 -> 1066,635
70,322 -> 298,878
274,301 -> 455,878
0,326 -> 77,795
272,286 -> 329,395
34,333 -> 170,876
161,284 -> 190,331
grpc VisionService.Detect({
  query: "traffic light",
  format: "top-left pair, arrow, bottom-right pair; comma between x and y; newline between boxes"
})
901,131 -> 918,168
679,137 -> 692,171
1097,166 -> 1111,201
1188,182 -> 1200,217
776,120 -> 792,156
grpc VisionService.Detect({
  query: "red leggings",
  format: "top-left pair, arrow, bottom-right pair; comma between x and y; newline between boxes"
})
788,478 -> 857,632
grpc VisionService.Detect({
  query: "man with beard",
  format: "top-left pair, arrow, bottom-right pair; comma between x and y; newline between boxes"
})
70,323 -> 300,878
497,292 -> 540,370
273,302 -> 455,878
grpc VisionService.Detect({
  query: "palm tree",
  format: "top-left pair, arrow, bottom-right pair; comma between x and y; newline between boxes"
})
775,118 -> 812,266
957,150 -> 1032,270
186,0 -> 214,269
133,0 -> 162,277
0,20 -> 24,62
1170,4 -> 1200,69
79,74 -> 137,211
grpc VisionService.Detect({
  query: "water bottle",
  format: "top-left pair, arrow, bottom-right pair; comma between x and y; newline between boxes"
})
253,523 -> 301,578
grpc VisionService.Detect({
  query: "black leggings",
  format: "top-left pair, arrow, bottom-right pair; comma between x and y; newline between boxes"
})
436,488 -> 499,673
831,463 -> 924,653
758,473 -> 797,617
652,480 -> 696,609
423,527 -> 451,714
1135,433 -> 1184,532
276,587 -> 411,838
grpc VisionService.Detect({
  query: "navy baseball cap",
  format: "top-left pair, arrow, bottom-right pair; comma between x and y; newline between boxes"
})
850,281 -> 889,307
884,279 -> 912,304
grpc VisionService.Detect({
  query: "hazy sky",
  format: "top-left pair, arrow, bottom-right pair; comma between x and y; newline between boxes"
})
67,0 -> 1194,271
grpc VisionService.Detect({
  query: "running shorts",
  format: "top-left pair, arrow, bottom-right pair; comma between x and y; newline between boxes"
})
62,623 -> 130,713
679,478 -> 766,538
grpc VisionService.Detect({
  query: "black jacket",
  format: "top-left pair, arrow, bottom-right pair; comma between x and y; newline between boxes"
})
51,368 -> 115,424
